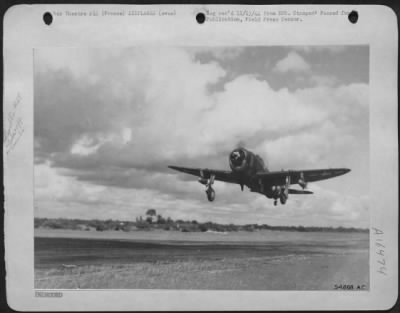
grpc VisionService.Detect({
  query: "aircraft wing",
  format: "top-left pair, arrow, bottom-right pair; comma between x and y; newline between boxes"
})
255,168 -> 350,186
168,166 -> 239,184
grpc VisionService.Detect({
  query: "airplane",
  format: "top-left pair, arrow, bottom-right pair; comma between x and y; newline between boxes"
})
168,147 -> 350,206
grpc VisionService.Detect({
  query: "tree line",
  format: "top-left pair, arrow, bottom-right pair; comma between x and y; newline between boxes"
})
34,209 -> 369,233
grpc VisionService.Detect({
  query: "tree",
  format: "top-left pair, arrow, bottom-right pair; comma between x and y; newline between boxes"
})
96,225 -> 105,231
145,209 -> 157,224
157,214 -> 166,224
146,209 -> 157,217
199,224 -> 208,232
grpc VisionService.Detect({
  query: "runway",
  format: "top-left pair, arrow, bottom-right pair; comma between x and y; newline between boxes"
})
35,229 -> 369,290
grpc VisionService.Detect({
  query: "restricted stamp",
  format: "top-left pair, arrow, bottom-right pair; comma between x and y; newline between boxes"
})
35,291 -> 63,298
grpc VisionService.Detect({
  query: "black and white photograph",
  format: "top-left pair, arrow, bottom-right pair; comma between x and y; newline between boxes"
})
3,4 -> 397,311
33,45 -> 370,290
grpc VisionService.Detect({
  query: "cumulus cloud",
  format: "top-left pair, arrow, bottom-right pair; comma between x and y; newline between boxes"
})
34,46 -> 369,227
273,51 -> 311,73
190,47 -> 245,61
309,74 -> 338,87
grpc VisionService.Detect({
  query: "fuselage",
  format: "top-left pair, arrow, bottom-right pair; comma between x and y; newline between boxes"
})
229,148 -> 276,197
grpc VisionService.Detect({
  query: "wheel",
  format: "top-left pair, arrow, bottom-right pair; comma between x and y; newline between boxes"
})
206,188 -> 215,202
207,189 -> 215,201
274,200 -> 277,206
280,195 -> 287,205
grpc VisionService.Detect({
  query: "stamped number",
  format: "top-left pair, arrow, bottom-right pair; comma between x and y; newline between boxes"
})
334,284 -> 366,290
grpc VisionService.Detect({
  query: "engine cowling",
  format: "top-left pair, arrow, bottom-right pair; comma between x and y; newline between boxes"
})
229,148 -> 251,172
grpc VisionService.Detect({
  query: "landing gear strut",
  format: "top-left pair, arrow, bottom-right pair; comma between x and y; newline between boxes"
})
204,173 -> 216,202
279,194 -> 287,205
298,172 -> 307,189
272,175 -> 291,205
280,175 -> 290,205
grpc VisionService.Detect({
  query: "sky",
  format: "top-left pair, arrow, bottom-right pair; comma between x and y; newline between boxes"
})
34,45 -> 369,227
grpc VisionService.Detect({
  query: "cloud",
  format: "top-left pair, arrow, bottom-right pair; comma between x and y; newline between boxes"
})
190,47 -> 245,61
34,46 -> 369,227
309,74 -> 338,87
273,51 -> 311,73
35,47 -> 226,160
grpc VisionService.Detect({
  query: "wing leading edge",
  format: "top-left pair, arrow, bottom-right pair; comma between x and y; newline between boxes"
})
168,166 -> 239,184
255,168 -> 351,186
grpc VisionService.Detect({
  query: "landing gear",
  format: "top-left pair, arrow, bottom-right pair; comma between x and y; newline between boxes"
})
280,175 -> 290,205
272,175 -> 291,206
279,194 -> 287,205
200,173 -> 216,202
206,187 -> 215,202
298,172 -> 307,189
272,186 -> 280,206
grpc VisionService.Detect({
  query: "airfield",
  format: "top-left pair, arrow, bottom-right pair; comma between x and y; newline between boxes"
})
35,229 -> 369,290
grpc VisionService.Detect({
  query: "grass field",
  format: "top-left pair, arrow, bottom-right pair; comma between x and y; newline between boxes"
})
35,229 -> 369,290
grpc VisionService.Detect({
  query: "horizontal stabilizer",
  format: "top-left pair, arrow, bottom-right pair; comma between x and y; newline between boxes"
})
288,189 -> 313,195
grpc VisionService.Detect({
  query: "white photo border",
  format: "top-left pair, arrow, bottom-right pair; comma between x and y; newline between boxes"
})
3,4 -> 398,311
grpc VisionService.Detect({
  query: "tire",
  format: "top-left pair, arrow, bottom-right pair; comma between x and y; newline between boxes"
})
206,188 -> 215,202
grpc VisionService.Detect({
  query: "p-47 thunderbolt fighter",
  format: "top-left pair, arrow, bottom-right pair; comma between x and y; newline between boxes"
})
168,147 -> 350,205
